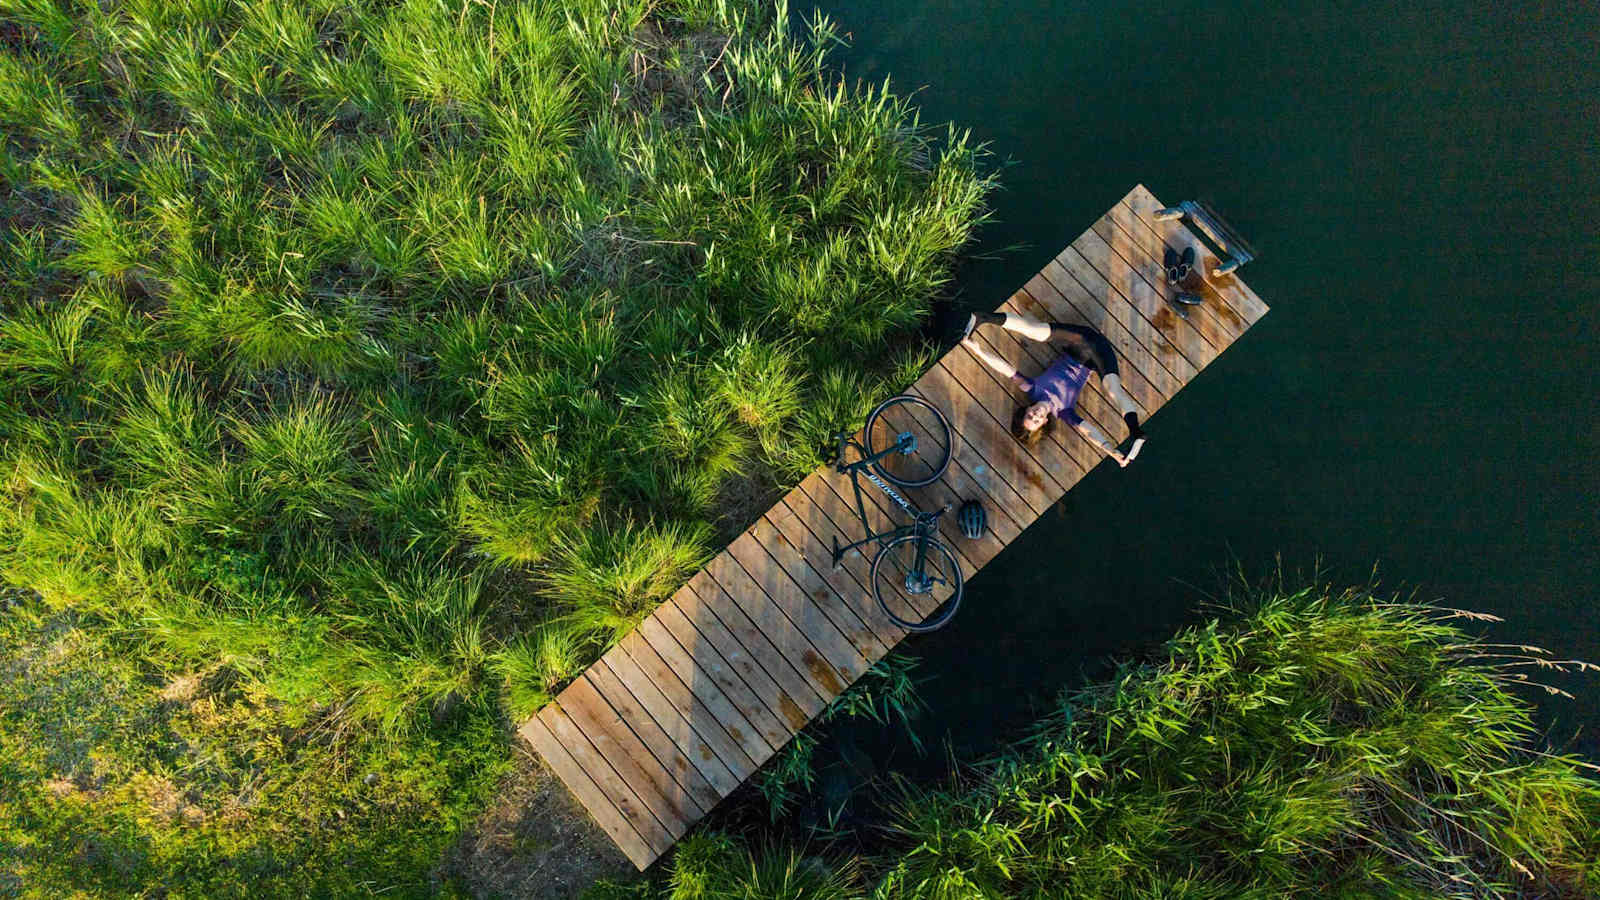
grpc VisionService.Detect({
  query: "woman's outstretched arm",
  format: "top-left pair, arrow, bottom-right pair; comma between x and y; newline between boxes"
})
961,337 -> 1018,379
1074,419 -> 1131,468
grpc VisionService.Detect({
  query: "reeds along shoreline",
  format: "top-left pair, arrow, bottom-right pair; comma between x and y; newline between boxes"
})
0,0 -> 994,732
678,584 -> 1600,899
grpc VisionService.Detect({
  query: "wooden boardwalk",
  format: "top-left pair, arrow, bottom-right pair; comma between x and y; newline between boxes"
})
519,185 -> 1270,869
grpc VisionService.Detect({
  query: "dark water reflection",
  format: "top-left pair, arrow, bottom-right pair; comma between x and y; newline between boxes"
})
803,0 -> 1600,786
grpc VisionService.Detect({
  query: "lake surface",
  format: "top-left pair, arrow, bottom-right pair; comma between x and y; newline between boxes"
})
808,0 -> 1600,776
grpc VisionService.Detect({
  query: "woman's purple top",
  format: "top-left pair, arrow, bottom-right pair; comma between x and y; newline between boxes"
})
1011,354 -> 1089,426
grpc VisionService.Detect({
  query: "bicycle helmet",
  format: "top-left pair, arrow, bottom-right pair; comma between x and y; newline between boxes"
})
957,500 -> 986,540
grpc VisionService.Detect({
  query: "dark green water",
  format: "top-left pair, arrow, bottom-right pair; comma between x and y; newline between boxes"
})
809,0 -> 1600,776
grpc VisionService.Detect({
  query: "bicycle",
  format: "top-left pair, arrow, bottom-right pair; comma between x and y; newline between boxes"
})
829,394 -> 964,633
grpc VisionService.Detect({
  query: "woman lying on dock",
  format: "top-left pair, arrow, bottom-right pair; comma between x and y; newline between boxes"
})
961,312 -> 1146,467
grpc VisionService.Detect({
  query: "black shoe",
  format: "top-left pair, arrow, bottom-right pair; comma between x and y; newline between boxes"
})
963,311 -> 1003,338
1123,411 -> 1145,442
1163,247 -> 1179,269
1175,246 -> 1196,281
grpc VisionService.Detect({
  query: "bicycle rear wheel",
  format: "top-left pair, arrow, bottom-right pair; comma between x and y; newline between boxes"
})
871,534 -> 963,633
865,395 -> 953,488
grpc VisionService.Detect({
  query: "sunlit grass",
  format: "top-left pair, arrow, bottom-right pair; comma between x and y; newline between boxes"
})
874,579 -> 1600,898
0,0 -> 993,746
618,583 -> 1600,899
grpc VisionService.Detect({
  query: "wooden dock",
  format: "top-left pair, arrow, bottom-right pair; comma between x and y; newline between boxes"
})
519,185 -> 1269,869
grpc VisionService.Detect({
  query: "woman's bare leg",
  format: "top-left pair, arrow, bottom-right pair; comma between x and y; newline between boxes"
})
1101,372 -> 1146,458
967,310 -> 1053,342
997,312 -> 1052,342
1102,373 -> 1138,419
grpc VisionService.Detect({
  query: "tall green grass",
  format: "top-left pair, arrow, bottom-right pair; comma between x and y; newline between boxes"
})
750,652 -> 926,824
615,583 -> 1600,899
0,0 -> 993,740
873,582 -> 1600,898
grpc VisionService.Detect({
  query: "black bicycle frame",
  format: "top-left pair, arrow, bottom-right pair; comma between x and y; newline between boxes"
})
829,430 -> 945,568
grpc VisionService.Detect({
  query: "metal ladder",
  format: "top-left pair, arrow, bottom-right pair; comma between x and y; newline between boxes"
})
1153,199 -> 1257,278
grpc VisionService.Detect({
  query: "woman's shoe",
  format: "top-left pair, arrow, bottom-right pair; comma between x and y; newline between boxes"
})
962,310 -> 1005,338
1174,245 -> 1196,281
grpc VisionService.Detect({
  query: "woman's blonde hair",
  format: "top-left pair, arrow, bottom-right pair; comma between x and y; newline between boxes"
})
1011,405 -> 1054,446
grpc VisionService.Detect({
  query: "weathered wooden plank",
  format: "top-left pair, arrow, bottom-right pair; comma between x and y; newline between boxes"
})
741,512 -> 890,661
588,653 -> 740,799
725,525 -> 881,668
519,714 -> 661,869
628,617 -> 781,761
682,574 -> 828,720
649,598 -> 792,750
703,548 -> 855,698
1063,233 -> 1217,372
536,702 -> 674,858
766,487 -> 907,647
556,681 -> 699,833
598,649 -> 752,789
563,672 -> 713,813
1092,212 -> 1238,347
661,588 -> 810,737
1098,203 -> 1247,344
872,398 -> 1030,541
612,631 -> 764,772
1122,186 -> 1268,327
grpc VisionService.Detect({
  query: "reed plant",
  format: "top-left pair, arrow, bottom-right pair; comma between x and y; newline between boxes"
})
0,0 -> 993,746
874,581 -> 1600,899
623,583 -> 1599,899
752,652 -> 927,823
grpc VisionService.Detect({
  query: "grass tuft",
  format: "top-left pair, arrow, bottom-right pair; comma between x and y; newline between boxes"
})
873,581 -> 1600,898
0,1 -> 993,888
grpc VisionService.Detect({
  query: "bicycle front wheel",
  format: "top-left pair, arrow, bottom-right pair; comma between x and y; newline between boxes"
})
871,534 -> 964,633
865,395 -> 953,488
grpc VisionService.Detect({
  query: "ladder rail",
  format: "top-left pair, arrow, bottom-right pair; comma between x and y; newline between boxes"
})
1152,199 -> 1257,277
